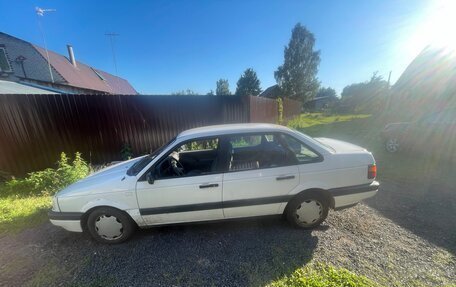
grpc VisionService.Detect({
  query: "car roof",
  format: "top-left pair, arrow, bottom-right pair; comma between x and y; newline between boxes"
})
177,123 -> 293,139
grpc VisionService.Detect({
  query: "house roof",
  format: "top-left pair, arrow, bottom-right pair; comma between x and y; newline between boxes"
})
393,46 -> 456,97
0,80 -> 57,94
259,85 -> 281,98
33,45 -> 137,94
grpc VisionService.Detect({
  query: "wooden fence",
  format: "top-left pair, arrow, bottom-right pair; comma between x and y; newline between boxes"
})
0,94 -> 301,175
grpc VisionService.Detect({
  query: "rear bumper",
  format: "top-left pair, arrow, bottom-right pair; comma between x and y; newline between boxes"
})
331,181 -> 379,209
48,211 -> 83,232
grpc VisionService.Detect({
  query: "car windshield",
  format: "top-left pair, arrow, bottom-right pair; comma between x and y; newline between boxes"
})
126,137 -> 176,176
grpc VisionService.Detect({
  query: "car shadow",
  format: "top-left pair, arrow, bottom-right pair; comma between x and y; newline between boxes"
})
365,179 -> 456,255
70,217 -> 319,286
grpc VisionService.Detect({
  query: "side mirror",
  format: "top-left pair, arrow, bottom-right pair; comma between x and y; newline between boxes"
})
146,172 -> 155,184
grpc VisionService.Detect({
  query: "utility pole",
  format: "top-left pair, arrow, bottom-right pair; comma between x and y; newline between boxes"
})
105,33 -> 119,75
35,7 -> 56,83
385,70 -> 393,113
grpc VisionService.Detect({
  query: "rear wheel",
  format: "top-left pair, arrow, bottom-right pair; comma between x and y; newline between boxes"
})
286,191 -> 329,229
87,207 -> 135,244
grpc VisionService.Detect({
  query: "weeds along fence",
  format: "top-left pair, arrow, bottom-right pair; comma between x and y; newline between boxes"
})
0,94 -> 301,175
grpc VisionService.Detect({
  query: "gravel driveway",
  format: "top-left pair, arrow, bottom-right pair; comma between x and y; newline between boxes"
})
0,181 -> 454,287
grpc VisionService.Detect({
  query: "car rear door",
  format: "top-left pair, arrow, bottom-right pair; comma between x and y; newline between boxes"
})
222,133 -> 300,218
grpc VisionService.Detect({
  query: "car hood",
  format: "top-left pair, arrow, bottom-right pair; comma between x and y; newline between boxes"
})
315,138 -> 367,154
56,156 -> 146,197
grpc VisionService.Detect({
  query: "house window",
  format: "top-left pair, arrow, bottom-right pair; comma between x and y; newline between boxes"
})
0,48 -> 12,73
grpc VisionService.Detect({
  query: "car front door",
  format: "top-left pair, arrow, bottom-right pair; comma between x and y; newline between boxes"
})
136,137 -> 224,225
222,133 -> 300,218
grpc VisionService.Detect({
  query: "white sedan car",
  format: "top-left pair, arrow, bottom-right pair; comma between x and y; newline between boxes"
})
49,124 -> 379,244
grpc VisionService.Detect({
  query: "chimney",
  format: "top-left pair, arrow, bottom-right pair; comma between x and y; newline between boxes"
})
67,45 -> 77,67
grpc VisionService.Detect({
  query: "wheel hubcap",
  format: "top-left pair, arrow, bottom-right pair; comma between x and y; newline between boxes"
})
95,215 -> 123,240
295,200 -> 323,225
386,138 -> 399,152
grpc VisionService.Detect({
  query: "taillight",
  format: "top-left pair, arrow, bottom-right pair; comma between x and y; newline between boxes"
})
368,164 -> 377,179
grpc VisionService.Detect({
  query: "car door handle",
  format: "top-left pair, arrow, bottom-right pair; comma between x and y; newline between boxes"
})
276,175 -> 295,181
199,183 -> 219,189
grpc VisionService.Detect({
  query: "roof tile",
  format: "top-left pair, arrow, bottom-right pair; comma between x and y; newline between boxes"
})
33,45 -> 137,94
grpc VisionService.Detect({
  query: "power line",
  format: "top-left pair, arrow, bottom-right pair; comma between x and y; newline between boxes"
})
105,33 -> 119,76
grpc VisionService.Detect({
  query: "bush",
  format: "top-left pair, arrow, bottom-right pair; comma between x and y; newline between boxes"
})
277,97 -> 284,124
120,143 -> 133,160
5,152 -> 89,196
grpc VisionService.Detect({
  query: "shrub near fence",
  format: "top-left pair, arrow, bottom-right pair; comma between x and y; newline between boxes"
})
0,94 -> 301,175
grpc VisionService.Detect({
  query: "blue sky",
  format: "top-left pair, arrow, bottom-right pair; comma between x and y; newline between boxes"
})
0,0 -> 438,94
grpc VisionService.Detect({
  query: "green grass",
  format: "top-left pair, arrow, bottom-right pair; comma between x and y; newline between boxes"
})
267,263 -> 380,287
0,184 -> 51,233
287,113 -> 370,130
0,152 -> 89,234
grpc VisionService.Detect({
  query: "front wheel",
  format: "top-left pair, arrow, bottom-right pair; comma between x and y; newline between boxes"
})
385,138 -> 400,153
286,192 -> 329,229
87,207 -> 135,244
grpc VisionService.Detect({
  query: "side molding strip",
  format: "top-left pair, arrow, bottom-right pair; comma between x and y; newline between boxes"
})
140,195 -> 294,216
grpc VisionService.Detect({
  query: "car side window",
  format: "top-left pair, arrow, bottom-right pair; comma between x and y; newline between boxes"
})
154,137 -> 220,179
227,133 -> 295,171
230,135 -> 262,147
279,134 -> 321,163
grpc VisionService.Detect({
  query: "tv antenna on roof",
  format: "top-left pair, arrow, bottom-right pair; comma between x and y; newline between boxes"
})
36,7 -> 56,16
35,7 -> 56,83
105,33 -> 119,76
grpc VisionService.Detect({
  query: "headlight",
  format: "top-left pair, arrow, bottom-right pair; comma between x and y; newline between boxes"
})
52,196 -> 60,212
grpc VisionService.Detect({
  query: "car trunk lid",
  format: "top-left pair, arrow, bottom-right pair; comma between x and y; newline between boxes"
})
315,137 -> 367,154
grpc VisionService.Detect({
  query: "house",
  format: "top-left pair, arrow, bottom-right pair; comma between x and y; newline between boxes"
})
303,95 -> 338,111
0,32 -> 137,94
259,84 -> 281,99
390,46 -> 456,118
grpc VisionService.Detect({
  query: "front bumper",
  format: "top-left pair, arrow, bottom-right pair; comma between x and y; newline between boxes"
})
48,211 -> 84,232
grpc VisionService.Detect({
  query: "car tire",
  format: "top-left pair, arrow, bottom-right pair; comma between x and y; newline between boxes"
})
286,191 -> 329,229
385,138 -> 400,153
86,207 -> 135,244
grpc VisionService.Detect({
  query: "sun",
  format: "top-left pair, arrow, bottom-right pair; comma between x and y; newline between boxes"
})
425,0 -> 456,49
399,0 -> 456,60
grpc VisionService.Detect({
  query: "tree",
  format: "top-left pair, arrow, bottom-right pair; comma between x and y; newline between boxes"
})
274,23 -> 321,102
216,79 -> 231,95
316,87 -> 337,99
206,90 -> 215,96
235,68 -> 262,97
340,72 -> 389,113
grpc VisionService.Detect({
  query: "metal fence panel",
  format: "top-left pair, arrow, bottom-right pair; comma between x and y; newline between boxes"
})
0,94 -> 301,175
249,96 -> 278,123
0,94 -> 250,175
282,97 -> 302,120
